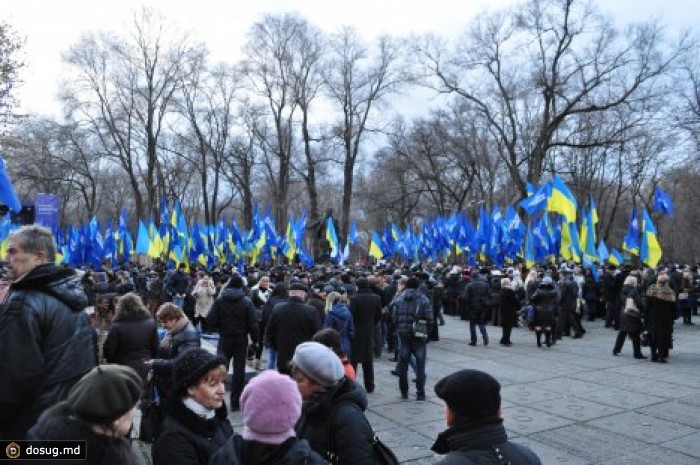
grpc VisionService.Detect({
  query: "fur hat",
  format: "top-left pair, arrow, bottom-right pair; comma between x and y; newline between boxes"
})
435,369 -> 501,422
68,365 -> 143,424
173,348 -> 227,395
292,342 -> 344,387
240,371 -> 302,445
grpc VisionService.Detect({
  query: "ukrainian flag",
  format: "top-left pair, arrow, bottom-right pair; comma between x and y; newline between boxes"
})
640,208 -> 662,268
547,175 -> 577,223
369,232 -> 384,260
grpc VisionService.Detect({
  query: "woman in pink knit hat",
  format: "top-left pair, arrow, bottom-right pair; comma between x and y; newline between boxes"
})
210,370 -> 325,464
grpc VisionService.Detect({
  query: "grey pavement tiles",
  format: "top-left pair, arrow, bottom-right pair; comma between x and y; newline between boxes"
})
134,315 -> 700,464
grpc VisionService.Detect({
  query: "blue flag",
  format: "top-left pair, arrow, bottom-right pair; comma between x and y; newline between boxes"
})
0,156 -> 21,213
653,186 -> 673,217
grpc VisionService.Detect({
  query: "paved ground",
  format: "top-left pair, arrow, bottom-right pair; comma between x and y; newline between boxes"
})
136,316 -> 700,464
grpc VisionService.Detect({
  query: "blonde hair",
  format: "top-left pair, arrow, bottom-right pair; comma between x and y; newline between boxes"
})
325,291 -> 344,312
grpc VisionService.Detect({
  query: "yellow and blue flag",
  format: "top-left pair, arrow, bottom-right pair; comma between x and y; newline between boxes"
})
640,208 -> 662,268
547,175 -> 577,223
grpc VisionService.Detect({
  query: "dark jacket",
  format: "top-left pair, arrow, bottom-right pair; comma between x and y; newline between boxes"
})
558,278 -> 578,311
390,288 -> 433,338
103,310 -> 158,382
531,283 -> 559,325
462,276 -> 492,319
307,294 -> 327,324
266,297 -> 321,373
152,397 -> 233,465
28,402 -> 141,465
324,302 -> 355,357
296,377 -> 375,465
499,287 -> 520,327
210,434 -> 327,465
0,264 -> 97,439
152,321 -> 200,398
166,270 -> 189,298
620,285 -> 644,333
261,295 -> 287,345
349,288 -> 383,363
207,288 -> 260,343
432,418 -> 541,465
645,284 -> 676,351
582,276 -> 599,301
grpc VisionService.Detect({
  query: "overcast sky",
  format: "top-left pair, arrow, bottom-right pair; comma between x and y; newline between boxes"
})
4,0 -> 698,118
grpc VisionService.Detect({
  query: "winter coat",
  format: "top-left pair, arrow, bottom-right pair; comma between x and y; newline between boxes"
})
103,310 -> 158,382
390,288 -> 434,338
324,302 -> 355,356
558,279 -> 578,311
206,288 -> 260,343
210,435 -> 327,465
261,295 -> 287,345
266,297 -> 321,373
499,287 -> 520,327
28,402 -> 141,465
432,418 -> 541,465
582,276 -> 600,301
307,294 -> 327,325
349,288 -> 382,363
645,284 -> 676,352
192,279 -> 216,318
152,321 -> 200,398
296,377 -> 375,465
166,270 -> 189,298
619,285 -> 644,333
0,264 -> 97,439
531,283 -> 560,326
462,276 -> 492,319
152,397 -> 233,465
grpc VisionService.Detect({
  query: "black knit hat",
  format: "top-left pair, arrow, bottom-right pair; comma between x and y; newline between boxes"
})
434,369 -> 501,421
173,348 -> 227,395
228,275 -> 244,288
68,365 -> 143,424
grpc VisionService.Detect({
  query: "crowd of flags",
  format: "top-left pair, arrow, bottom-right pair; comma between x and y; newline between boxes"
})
0,155 -> 678,272
367,176 -> 672,272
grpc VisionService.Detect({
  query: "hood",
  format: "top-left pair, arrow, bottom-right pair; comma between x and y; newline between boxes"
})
244,438 -> 316,465
221,287 -> 247,302
12,264 -> 88,311
307,377 -> 368,417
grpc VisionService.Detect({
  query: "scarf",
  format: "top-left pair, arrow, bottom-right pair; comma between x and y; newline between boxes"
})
646,284 -> 676,302
182,397 -> 216,420
161,317 -> 190,348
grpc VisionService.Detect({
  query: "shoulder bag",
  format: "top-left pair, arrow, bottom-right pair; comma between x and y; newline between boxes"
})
623,296 -> 640,318
326,401 -> 399,465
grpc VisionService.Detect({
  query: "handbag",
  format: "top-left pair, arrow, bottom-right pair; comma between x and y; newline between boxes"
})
623,297 -> 640,318
139,379 -> 162,443
326,402 -> 399,465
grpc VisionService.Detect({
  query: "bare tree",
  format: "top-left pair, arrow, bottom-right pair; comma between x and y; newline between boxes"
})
325,28 -> 406,242
0,22 -> 23,123
413,0 -> 690,198
62,8 -> 205,220
241,13 -> 302,227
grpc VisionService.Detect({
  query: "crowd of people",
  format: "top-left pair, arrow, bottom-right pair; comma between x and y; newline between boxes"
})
4,224 -> 699,464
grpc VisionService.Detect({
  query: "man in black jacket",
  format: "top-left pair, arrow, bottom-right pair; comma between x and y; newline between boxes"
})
431,369 -> 542,465
207,275 -> 260,410
266,282 -> 321,375
0,225 -> 97,439
462,269 -> 492,346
